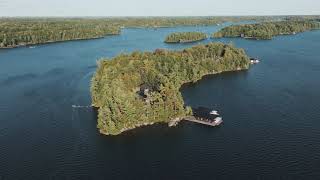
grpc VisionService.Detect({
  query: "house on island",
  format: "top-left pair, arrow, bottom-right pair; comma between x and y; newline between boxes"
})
139,84 -> 151,104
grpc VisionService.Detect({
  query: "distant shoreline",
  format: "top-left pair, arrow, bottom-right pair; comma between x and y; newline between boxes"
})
0,17 -> 224,49
212,20 -> 320,40
0,35 -> 118,49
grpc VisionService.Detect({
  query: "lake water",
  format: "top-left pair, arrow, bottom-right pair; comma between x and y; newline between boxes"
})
1,23 -> 320,179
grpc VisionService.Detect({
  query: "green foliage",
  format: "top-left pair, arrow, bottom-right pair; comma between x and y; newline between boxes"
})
0,19 -> 120,48
1,16 -> 304,48
111,17 -> 222,27
212,20 -> 320,40
0,17 -> 222,48
91,43 -> 250,135
165,32 -> 207,43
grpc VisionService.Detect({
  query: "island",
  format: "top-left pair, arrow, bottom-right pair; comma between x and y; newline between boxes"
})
0,19 -> 121,48
90,43 -> 250,135
212,20 -> 320,40
164,32 -> 208,43
0,16 -> 292,49
0,17 -> 221,48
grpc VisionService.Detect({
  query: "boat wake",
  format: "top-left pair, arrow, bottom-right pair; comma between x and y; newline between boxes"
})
72,105 -> 91,108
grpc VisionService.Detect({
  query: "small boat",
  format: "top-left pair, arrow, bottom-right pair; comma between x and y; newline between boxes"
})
210,110 -> 219,115
168,118 -> 180,127
250,58 -> 260,64
29,46 -> 36,49
213,117 -> 223,125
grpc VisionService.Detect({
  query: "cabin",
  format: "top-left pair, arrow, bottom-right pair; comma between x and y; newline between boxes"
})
139,84 -> 150,97
139,84 -> 151,103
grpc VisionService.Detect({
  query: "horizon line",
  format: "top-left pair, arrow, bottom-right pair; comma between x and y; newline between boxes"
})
1,14 -> 320,18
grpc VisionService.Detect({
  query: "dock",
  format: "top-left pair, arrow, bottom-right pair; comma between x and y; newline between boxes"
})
169,116 -> 223,127
168,107 -> 223,127
183,116 -> 223,127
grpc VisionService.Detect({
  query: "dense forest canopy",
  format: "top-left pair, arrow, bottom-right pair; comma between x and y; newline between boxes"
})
0,19 -> 121,48
212,20 -> 320,40
91,43 -> 250,135
2,16 -> 319,48
108,17 -> 222,27
165,32 -> 208,43
284,16 -> 320,21
0,16 -> 307,48
0,17 -> 225,48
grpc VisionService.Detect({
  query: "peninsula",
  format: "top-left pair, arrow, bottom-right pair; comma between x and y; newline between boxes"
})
91,43 -> 250,135
212,20 -> 320,40
164,32 -> 208,43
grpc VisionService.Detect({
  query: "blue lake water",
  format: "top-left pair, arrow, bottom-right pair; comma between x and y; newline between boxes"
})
0,23 -> 320,179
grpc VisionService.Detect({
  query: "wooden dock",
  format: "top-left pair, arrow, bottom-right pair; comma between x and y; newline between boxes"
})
169,116 -> 223,127
183,116 -> 223,127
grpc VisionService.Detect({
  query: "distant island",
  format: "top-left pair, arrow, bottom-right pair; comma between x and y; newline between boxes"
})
0,17 -> 222,48
164,32 -> 208,43
0,19 -> 120,48
0,16 -> 302,49
212,20 -> 320,40
91,43 -> 250,135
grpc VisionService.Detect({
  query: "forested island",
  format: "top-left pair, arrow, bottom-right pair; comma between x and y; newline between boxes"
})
212,20 -> 320,40
0,16 -> 304,49
0,19 -> 121,48
0,17 -> 222,48
91,43 -> 250,135
164,32 -> 208,43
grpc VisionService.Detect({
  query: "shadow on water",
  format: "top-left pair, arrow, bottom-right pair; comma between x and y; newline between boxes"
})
87,65 -> 97,70
42,68 -> 66,77
180,69 -> 250,90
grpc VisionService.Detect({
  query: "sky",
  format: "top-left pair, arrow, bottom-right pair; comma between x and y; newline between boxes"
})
0,0 -> 319,17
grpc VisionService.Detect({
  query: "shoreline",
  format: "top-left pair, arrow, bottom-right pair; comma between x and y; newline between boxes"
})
164,32 -> 208,44
125,24 -> 219,29
0,34 -> 120,49
213,26 -> 320,41
1,24 -> 220,50
165,37 -> 208,44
